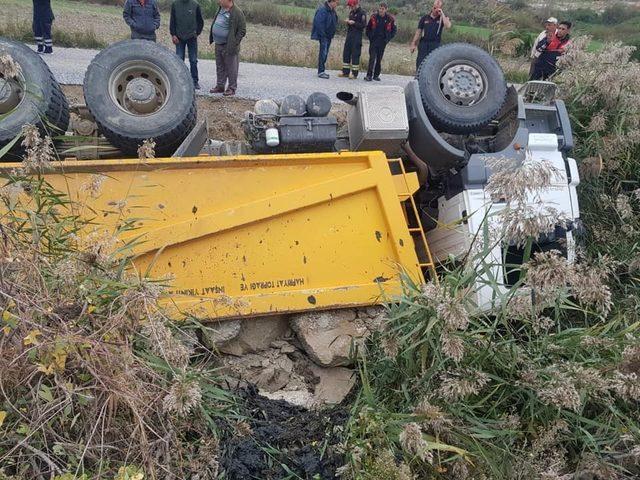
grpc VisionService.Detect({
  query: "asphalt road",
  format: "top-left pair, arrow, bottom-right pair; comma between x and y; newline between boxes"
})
36,45 -> 414,102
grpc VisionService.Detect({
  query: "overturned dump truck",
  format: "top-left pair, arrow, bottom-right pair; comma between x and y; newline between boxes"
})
0,38 -> 580,318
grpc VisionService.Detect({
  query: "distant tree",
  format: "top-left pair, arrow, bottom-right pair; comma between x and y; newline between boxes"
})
602,3 -> 633,25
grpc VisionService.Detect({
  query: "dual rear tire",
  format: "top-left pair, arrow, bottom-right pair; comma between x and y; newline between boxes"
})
416,43 -> 508,135
0,38 -> 196,158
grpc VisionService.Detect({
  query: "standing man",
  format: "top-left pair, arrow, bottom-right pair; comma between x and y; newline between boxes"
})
170,0 -> 204,89
529,17 -> 557,78
531,20 -> 572,80
32,0 -> 54,54
123,0 -> 161,41
365,2 -> 396,82
410,0 -> 451,72
338,0 -> 366,79
209,0 -> 246,96
311,0 -> 339,79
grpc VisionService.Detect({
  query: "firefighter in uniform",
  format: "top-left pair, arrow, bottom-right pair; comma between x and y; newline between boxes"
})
338,0 -> 367,79
32,0 -> 55,54
410,0 -> 451,73
364,2 -> 396,82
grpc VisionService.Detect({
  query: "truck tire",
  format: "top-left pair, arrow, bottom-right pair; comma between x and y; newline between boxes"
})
83,40 -> 196,157
416,43 -> 507,135
0,38 -> 69,155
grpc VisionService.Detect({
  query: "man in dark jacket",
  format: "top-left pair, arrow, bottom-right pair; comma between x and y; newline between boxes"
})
311,0 -> 339,79
531,20 -> 572,80
410,0 -> 451,72
209,0 -> 246,96
123,0 -> 161,41
365,2 -> 396,81
338,0 -> 366,79
32,0 -> 54,54
170,0 -> 204,89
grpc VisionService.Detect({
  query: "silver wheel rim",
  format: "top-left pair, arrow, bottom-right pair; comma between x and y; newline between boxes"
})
439,61 -> 487,107
0,74 -> 24,115
108,60 -> 170,116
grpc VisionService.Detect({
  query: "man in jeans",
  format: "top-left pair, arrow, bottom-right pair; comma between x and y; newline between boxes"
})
311,0 -> 338,79
209,0 -> 246,96
123,0 -> 161,41
365,2 -> 396,81
170,0 -> 204,89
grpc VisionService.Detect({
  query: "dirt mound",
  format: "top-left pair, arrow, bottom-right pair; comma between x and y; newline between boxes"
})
219,386 -> 349,479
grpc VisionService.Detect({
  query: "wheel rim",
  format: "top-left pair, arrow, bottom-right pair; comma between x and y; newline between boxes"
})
108,60 -> 171,116
0,75 -> 24,115
438,61 -> 487,107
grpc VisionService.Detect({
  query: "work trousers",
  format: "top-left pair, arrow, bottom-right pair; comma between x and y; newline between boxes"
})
530,53 -> 558,81
317,38 -> 331,74
528,57 -> 538,78
366,41 -> 386,79
33,19 -> 52,49
176,37 -> 199,84
215,43 -> 239,91
342,31 -> 363,77
416,40 -> 439,72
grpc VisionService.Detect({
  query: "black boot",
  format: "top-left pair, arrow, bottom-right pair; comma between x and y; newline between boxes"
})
43,46 -> 53,54
37,44 -> 44,53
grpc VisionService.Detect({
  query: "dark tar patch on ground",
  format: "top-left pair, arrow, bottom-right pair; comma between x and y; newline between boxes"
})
218,386 -> 348,480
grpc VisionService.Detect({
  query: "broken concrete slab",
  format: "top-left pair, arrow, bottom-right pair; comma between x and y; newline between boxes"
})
259,365 -> 355,408
289,309 -> 369,367
217,348 -> 299,393
259,389 -> 315,409
200,319 -> 241,350
219,315 -> 290,356
357,306 -> 387,331
310,364 -> 356,405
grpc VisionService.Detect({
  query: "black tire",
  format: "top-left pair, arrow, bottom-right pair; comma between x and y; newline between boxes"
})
0,38 -> 69,155
83,40 -> 196,157
417,43 -> 507,135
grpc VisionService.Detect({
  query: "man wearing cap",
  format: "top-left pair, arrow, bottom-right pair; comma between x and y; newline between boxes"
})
529,17 -> 557,78
410,0 -> 451,72
338,0 -> 367,79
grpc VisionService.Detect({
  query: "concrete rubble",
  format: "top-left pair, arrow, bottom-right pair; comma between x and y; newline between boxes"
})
289,307 -> 385,367
210,307 -> 386,407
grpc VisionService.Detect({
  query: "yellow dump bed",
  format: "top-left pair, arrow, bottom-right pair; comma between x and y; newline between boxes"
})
1,151 -> 432,320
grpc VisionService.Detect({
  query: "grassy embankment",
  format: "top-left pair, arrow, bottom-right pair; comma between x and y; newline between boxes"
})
0,0 -> 534,79
0,24 -> 639,478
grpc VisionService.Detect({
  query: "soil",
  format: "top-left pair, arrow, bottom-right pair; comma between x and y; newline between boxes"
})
198,96 -> 253,141
219,386 -> 349,480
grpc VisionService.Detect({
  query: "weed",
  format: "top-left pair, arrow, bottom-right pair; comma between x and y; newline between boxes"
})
339,36 -> 640,480
0,128 -> 233,478
0,20 -> 106,49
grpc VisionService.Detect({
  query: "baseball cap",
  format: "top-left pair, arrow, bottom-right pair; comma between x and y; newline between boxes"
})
546,17 -> 558,24
347,0 -> 358,6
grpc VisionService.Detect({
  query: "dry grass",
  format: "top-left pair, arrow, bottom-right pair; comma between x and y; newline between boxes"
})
0,126 -> 233,478
0,0 -> 529,79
